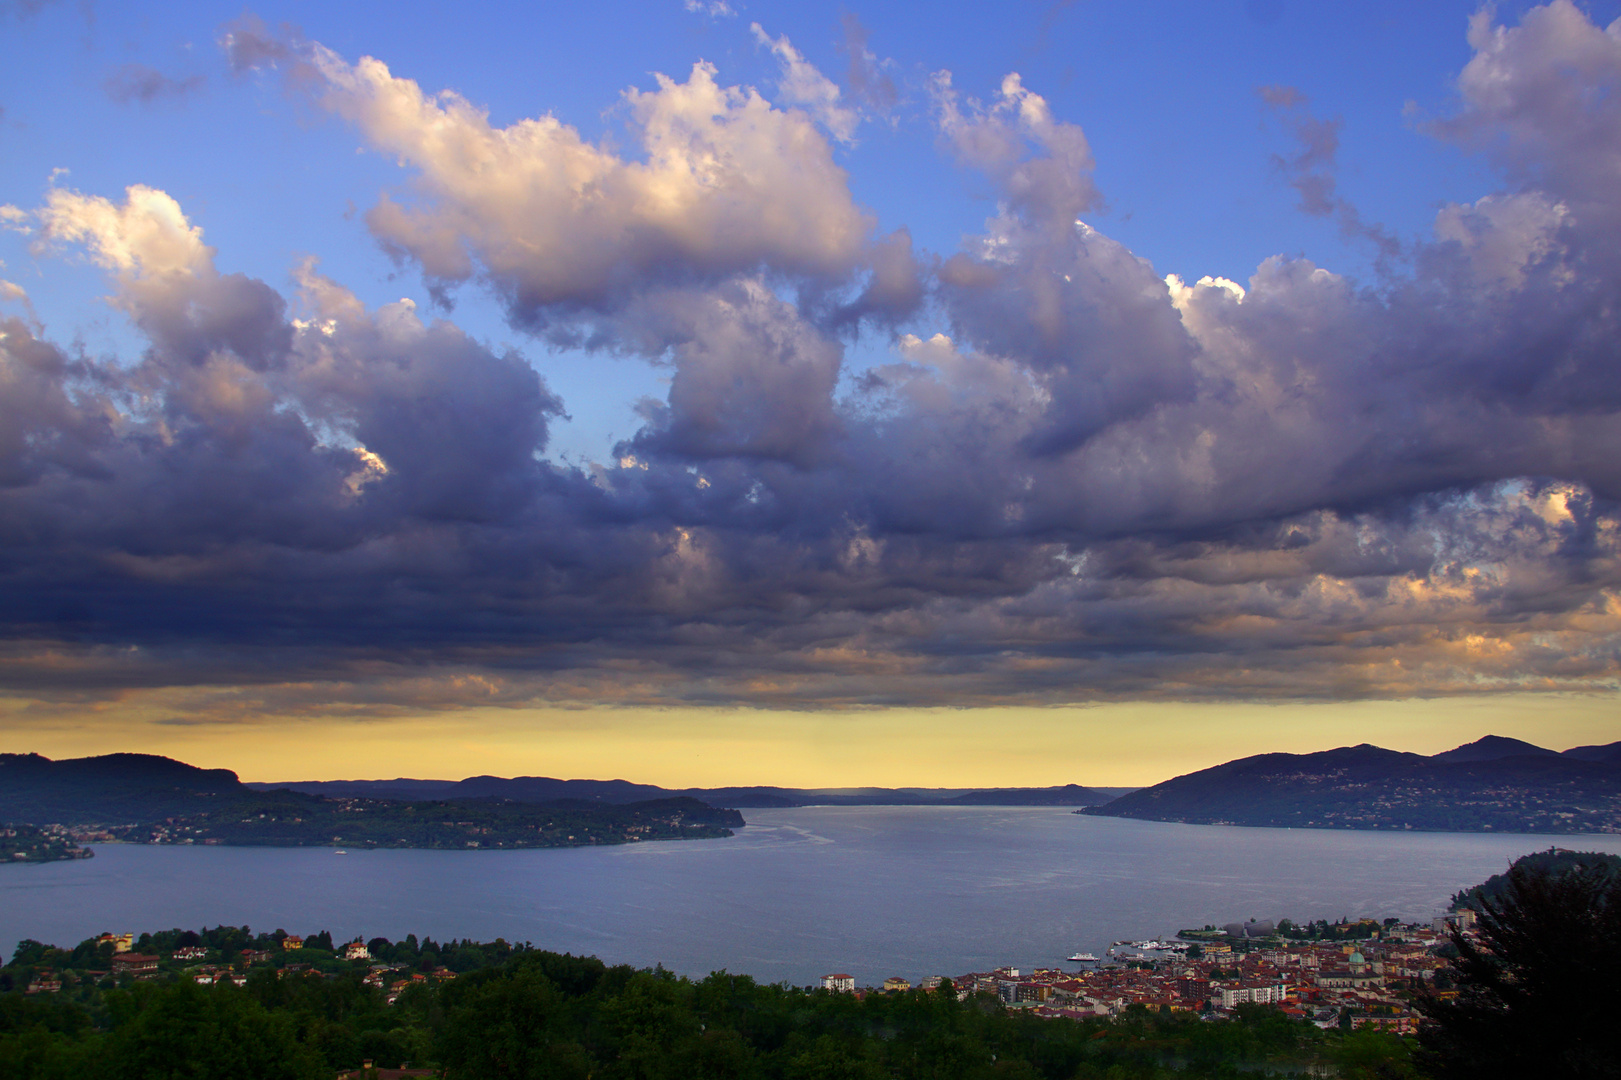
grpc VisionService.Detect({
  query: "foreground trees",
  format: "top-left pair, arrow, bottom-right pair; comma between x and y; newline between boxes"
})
1417,859 -> 1621,1079
1,957 -> 1402,1080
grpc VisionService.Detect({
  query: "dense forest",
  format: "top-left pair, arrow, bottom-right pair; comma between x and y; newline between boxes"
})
0,928 -> 1418,1080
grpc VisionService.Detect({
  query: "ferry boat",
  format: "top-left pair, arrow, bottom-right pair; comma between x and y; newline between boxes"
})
1066,952 -> 1099,962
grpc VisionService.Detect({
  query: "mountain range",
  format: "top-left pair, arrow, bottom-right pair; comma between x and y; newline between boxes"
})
10,736 -> 1618,836
243,776 -> 1132,809
0,753 -> 746,850
0,752 -> 1130,825
1080,736 -> 1621,833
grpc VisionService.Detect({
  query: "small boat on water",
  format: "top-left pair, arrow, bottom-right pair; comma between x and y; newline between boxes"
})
1066,952 -> 1099,962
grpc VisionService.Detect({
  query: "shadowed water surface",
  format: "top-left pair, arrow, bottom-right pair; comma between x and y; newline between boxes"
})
4,808 -> 1616,985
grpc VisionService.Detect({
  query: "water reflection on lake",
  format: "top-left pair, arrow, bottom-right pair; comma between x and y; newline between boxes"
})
4,807 -> 1616,986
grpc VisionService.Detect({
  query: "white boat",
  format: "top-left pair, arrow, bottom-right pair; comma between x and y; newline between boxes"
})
1066,952 -> 1098,962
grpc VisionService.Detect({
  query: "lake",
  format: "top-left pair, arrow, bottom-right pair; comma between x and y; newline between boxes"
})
4,807 -> 1616,986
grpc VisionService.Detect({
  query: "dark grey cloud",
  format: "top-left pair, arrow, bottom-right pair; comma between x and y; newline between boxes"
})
1260,85 -> 1401,263
103,64 -> 205,104
0,0 -> 61,18
218,12 -> 304,74
0,3 -> 1618,712
839,14 -> 896,112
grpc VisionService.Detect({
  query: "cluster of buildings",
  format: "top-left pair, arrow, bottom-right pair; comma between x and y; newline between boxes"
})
360,964 -> 458,1004
824,917 -> 1465,1031
20,932 -> 438,996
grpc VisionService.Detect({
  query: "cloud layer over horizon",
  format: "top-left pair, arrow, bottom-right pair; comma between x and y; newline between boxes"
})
2,1 -> 1619,720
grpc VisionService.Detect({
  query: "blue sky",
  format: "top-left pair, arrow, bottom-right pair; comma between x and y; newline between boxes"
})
1,1 -> 1618,782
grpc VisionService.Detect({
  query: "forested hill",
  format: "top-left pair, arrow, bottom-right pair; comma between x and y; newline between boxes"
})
0,753 -> 742,850
1079,737 -> 1621,833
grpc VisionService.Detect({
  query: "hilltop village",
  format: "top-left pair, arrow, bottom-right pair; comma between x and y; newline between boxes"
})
821,914 -> 1470,1032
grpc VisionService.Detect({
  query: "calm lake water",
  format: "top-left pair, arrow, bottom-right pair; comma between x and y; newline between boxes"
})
5,808 -> 1617,986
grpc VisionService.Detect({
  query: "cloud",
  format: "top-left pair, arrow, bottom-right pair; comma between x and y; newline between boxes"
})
684,0 -> 735,18
0,0 -> 61,19
37,184 -> 213,277
839,14 -> 896,112
932,70 -> 1100,228
1431,0 -> 1621,217
1260,85 -> 1401,262
103,64 -> 205,104
219,12 -> 304,74
1,4 -> 1619,715
622,279 -> 845,466
287,38 -> 872,335
751,23 -> 860,144
2,186 -> 570,654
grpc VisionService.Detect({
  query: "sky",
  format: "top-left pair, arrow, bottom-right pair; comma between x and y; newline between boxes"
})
1,0 -> 1619,786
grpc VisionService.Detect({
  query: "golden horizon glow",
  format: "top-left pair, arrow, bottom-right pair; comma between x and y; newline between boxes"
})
4,693 -> 1616,789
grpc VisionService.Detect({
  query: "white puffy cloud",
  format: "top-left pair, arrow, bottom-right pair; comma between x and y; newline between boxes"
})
751,23 -> 860,144
1432,192 -> 1572,289
931,70 -> 1100,228
684,1 -> 734,18
1438,0 -> 1621,212
36,184 -> 212,278
299,42 -> 871,328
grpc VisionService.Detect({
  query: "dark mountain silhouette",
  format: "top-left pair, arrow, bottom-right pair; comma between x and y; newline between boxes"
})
1,752 -> 1123,826
1562,741 -> 1621,765
1081,738 -> 1621,833
945,784 -> 1105,806
0,752 -> 248,823
0,754 -> 744,849
1430,735 -> 1561,763
244,776 -> 1122,808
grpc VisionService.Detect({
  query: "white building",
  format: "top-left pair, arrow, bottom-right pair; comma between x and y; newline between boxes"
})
1215,981 -> 1291,1009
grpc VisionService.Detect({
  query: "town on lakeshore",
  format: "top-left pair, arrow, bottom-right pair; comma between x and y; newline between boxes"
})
9,909 -> 1472,1030
819,912 -> 1472,1034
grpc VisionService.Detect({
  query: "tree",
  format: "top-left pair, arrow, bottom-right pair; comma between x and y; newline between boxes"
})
102,981 -> 325,1080
1416,861 -> 1621,1079
435,960 -> 592,1079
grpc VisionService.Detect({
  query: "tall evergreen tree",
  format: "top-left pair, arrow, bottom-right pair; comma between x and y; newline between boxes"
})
1416,861 -> 1621,1079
